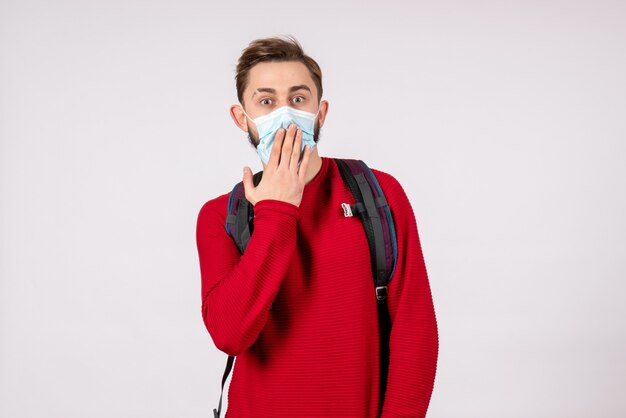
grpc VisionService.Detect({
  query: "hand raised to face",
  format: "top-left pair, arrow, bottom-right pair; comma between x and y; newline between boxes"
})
242,123 -> 312,207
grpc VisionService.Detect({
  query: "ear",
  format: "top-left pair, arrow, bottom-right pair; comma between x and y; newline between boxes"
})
230,104 -> 249,132
317,100 -> 329,128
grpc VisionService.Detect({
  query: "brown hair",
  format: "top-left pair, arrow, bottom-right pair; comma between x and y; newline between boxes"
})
235,36 -> 323,105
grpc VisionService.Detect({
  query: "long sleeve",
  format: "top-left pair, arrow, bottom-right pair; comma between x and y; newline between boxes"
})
196,197 -> 300,356
375,171 -> 439,417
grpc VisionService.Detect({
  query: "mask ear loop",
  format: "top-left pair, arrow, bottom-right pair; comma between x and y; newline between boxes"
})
312,98 -> 325,120
315,100 -> 323,117
240,106 -> 255,124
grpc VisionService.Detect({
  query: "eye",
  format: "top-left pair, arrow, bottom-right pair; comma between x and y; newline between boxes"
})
260,98 -> 273,105
292,96 -> 305,104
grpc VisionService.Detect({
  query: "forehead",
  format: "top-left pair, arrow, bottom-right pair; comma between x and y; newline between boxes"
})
246,61 -> 317,97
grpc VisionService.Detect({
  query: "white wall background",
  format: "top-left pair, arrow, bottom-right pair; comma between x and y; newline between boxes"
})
1,0 -> 625,417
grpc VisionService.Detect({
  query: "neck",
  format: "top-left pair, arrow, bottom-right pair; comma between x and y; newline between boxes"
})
303,148 -> 323,184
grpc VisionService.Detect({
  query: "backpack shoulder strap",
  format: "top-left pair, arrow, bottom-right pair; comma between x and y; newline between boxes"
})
212,355 -> 234,418
334,159 -> 398,298
214,171 -> 262,418
334,158 -> 398,415
225,171 -> 263,254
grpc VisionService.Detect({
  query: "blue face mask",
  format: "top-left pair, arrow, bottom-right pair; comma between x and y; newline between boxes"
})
243,106 -> 319,165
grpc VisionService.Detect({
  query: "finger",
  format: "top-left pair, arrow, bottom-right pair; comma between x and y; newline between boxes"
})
280,124 -> 297,168
298,145 -> 312,182
290,128 -> 303,172
242,166 -> 255,203
268,128 -> 286,168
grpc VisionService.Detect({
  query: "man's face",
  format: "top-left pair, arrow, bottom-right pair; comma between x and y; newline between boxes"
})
241,61 -> 322,147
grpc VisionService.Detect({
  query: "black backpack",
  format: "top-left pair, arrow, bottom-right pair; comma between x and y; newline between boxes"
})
213,159 -> 398,418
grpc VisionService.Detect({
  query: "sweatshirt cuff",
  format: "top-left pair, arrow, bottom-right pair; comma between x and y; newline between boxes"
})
253,199 -> 300,220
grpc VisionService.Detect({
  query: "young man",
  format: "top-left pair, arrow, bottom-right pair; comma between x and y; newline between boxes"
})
196,36 -> 438,417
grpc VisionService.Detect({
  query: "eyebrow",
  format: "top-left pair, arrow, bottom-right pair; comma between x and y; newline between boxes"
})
251,85 -> 312,98
289,85 -> 311,94
252,87 -> 276,98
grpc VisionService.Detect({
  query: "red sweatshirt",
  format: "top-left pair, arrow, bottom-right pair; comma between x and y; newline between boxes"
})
196,157 -> 438,417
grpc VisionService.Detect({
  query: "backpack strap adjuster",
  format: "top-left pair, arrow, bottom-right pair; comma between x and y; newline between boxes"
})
341,202 -> 354,217
342,202 -> 369,218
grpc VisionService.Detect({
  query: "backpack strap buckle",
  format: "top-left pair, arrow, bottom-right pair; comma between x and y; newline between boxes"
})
375,286 -> 388,301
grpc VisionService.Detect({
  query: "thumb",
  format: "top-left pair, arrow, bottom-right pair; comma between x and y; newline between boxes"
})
242,166 -> 255,202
